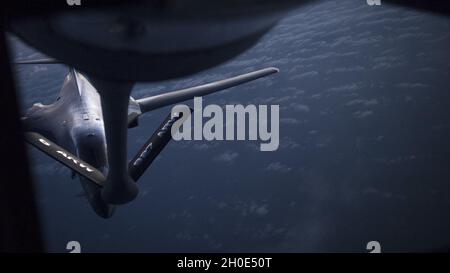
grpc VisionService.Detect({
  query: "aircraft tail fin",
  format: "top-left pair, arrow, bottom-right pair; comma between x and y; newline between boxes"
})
135,67 -> 279,114
128,109 -> 191,181
24,132 -> 105,187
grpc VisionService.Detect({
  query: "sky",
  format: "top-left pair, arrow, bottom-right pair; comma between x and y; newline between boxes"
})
9,0 -> 450,252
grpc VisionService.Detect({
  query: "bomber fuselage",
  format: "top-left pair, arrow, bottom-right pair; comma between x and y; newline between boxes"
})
22,69 -> 115,218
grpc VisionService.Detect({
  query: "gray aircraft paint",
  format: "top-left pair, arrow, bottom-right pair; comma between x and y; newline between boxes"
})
21,67 -> 278,218
22,69 -> 114,218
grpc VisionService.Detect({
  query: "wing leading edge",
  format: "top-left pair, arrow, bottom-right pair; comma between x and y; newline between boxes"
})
24,132 -> 105,186
136,67 -> 279,114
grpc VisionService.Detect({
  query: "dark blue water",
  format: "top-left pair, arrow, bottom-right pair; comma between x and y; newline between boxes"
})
9,0 -> 450,252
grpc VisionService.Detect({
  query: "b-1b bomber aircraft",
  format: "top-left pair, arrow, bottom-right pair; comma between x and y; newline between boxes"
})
19,64 -> 278,218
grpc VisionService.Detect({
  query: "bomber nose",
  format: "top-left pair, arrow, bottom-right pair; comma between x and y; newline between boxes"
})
79,177 -> 116,218
91,191 -> 116,218
101,175 -> 138,205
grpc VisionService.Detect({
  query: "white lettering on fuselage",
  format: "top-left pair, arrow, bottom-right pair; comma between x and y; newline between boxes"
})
38,138 -> 94,173
56,150 -> 94,172
38,138 -> 51,146
133,113 -> 181,167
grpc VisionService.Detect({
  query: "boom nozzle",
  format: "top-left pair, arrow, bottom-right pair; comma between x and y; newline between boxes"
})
101,175 -> 138,205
